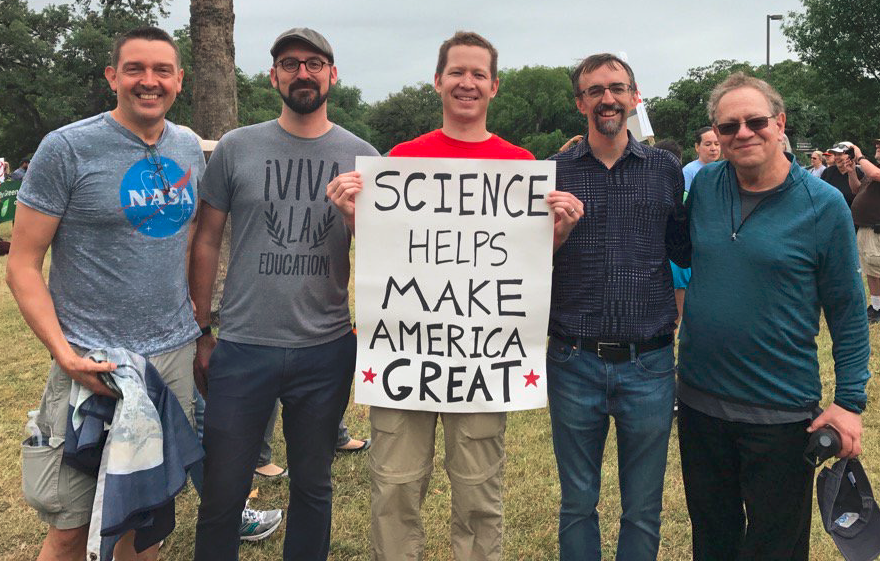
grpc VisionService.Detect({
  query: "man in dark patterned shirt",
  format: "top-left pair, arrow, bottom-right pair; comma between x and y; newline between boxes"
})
545,53 -> 689,561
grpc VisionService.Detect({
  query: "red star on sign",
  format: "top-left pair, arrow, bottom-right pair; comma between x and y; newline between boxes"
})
524,370 -> 540,387
362,368 -> 377,384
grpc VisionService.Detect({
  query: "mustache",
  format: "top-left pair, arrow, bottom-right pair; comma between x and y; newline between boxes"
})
594,102 -> 625,115
289,79 -> 319,92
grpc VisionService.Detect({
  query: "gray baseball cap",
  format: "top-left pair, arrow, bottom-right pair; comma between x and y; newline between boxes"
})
817,458 -> 880,561
270,27 -> 333,63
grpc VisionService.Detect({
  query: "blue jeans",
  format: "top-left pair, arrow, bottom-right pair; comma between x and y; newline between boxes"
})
193,332 -> 356,561
546,337 -> 675,561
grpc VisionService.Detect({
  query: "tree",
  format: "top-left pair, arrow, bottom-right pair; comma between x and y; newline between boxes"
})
783,0 -> 880,81
645,60 -> 754,161
367,83 -> 441,153
328,82 -> 374,144
782,0 -> 880,150
189,0 -> 236,141
488,66 -> 583,155
0,0 -> 167,163
644,59 -> 851,163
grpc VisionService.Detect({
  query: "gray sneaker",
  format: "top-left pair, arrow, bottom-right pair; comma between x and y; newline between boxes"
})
239,502 -> 284,542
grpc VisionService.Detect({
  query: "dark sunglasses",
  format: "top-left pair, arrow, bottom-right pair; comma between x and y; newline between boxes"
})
715,115 -> 776,136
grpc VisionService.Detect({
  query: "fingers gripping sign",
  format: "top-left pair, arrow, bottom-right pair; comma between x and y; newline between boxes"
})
327,170 -> 363,231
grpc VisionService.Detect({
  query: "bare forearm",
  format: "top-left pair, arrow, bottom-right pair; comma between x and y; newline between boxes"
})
861,158 -> 880,182
189,240 -> 220,327
849,171 -> 863,194
6,266 -> 75,362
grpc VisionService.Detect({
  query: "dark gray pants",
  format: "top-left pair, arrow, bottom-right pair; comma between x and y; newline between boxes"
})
194,333 -> 356,560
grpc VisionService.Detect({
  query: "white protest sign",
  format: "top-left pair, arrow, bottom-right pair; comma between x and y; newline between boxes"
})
354,156 -> 554,413
619,51 -> 655,141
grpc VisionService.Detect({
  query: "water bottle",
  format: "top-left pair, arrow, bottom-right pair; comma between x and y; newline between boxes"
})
25,410 -> 44,446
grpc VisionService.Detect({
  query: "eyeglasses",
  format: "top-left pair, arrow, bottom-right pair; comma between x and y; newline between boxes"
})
145,146 -> 173,197
275,58 -> 329,74
578,83 -> 632,99
715,115 -> 776,136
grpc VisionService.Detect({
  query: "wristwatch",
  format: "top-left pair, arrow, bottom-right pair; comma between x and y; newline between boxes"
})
856,156 -> 867,163
198,324 -> 212,338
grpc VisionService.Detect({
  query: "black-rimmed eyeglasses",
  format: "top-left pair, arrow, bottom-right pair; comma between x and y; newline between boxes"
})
275,58 -> 329,74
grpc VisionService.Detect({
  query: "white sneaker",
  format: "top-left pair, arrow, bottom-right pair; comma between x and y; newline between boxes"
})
239,501 -> 283,542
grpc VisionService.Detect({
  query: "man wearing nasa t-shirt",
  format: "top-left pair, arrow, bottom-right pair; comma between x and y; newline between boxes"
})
328,30 -> 581,561
6,27 -> 202,560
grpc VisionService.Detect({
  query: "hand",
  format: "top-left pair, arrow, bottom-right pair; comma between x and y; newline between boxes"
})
56,352 -> 118,398
194,334 -> 216,397
547,190 -> 584,249
808,403 -> 863,458
852,144 -> 864,160
327,171 -> 363,229
559,135 -> 583,152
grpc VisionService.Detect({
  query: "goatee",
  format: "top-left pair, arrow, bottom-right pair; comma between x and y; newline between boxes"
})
594,102 -> 626,137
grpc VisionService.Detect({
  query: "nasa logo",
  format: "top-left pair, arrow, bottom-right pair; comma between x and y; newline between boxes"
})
119,156 -> 195,238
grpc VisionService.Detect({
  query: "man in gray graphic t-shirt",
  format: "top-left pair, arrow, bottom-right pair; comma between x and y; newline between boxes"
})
6,27 -> 202,561
190,27 -> 378,561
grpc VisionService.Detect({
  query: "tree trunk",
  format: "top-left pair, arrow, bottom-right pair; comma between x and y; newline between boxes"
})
190,0 -> 237,324
190,0 -> 237,139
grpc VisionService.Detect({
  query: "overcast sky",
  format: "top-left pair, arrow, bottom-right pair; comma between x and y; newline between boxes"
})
35,0 -> 805,103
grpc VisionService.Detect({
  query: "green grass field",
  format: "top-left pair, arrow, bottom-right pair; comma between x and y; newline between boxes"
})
0,218 -> 877,560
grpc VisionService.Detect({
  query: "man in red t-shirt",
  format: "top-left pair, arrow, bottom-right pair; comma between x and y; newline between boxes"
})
328,31 -> 582,561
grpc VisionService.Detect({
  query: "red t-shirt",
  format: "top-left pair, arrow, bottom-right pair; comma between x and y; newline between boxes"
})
389,129 -> 534,160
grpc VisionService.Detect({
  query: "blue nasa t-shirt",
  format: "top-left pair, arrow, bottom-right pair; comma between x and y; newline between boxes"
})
17,112 -> 204,356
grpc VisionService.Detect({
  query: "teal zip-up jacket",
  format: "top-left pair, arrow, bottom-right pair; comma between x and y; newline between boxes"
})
678,155 -> 870,414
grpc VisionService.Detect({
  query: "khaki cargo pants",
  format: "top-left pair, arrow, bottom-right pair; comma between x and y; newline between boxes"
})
21,343 -> 196,529
369,406 -> 506,561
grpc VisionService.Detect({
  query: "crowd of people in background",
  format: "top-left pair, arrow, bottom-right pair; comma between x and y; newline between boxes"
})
3,22 -> 877,561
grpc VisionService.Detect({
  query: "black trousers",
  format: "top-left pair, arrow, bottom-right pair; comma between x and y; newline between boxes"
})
677,403 -> 815,561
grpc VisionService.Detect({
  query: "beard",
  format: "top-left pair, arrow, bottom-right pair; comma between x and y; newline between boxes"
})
278,79 -> 329,115
593,102 -> 626,137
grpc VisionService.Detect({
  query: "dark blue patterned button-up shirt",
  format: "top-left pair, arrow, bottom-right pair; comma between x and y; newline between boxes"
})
548,132 -> 690,342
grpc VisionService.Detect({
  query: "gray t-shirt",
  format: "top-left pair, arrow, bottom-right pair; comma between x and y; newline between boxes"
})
201,121 -> 379,348
17,113 -> 204,356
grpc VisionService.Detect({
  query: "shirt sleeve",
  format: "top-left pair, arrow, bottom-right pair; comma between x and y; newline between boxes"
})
816,193 -> 870,413
198,136 -> 232,212
665,160 -> 691,268
683,163 -> 696,192
15,132 -> 75,218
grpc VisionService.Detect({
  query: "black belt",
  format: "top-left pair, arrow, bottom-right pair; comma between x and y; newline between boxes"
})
551,333 -> 674,363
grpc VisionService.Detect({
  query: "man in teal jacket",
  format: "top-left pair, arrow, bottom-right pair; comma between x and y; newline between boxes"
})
677,73 -> 870,561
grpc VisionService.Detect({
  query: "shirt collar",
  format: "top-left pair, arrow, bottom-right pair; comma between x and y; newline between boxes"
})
573,130 -> 647,162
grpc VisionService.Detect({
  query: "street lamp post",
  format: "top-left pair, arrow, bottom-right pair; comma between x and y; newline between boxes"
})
766,14 -> 784,78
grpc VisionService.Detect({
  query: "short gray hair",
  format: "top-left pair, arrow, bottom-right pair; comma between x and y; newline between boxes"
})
706,72 -> 785,123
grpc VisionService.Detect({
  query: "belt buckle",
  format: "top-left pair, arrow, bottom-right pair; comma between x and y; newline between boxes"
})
596,342 -> 619,360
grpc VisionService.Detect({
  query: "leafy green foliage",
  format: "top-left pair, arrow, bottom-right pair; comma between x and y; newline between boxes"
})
489,66 -> 583,158
2,0 -> 878,164
367,83 -> 442,154
644,57 -> 877,163
0,0 -> 167,163
782,0 -> 880,151
783,0 -> 880,81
